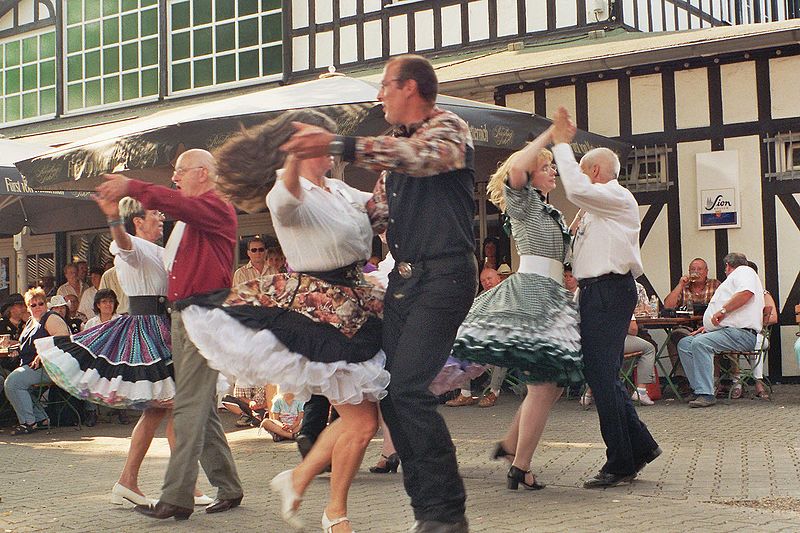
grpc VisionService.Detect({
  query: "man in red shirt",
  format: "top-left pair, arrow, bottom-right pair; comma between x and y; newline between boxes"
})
96,149 -> 244,521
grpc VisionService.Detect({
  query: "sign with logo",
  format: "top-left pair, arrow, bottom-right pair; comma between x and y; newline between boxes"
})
696,151 -> 741,230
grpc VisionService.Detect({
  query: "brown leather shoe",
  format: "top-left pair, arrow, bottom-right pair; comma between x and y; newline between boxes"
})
205,495 -> 243,514
478,391 -> 497,407
445,395 -> 477,407
134,501 -> 193,521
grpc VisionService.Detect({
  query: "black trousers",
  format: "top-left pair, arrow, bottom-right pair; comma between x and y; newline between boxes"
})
579,274 -> 658,475
298,394 -> 338,443
380,255 -> 477,523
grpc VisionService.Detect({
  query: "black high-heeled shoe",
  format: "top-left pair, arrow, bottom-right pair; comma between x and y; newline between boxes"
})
507,466 -> 545,491
491,442 -> 514,462
369,453 -> 400,473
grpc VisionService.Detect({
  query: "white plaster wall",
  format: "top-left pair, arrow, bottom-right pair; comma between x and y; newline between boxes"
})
292,36 -> 309,71
586,79 -> 620,137
545,86 -> 575,121
363,20 -> 382,59
16,0 -> 37,25
315,31 -> 334,69
640,203 -> 671,300
650,0 -> 664,31
630,74 -> 664,134
779,325 -> 798,377
721,61 -> 758,124
389,15 -> 408,56
556,0 -> 577,28
315,0 -> 334,24
622,0 -> 635,27
776,194 -> 800,376
415,10 -> 435,51
468,0 -> 490,41
677,140 -> 717,272
664,3 -> 676,30
340,0 -> 357,18
364,0 -> 382,13
496,0 -> 518,37
723,136 -> 764,268
675,68 -> 710,129
505,91 -> 534,113
525,0 -> 547,32
339,25 -> 358,64
292,0 -> 309,29
441,5 -> 463,46
769,56 -> 800,120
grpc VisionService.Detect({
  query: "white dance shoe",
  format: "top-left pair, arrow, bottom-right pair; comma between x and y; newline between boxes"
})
194,494 -> 214,506
323,511 -> 353,532
110,483 -> 154,506
270,469 -> 304,530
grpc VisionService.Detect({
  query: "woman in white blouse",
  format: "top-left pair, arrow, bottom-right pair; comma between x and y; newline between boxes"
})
81,288 -> 120,330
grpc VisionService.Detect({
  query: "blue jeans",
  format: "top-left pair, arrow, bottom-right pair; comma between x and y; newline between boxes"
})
4,364 -> 52,425
677,328 -> 757,396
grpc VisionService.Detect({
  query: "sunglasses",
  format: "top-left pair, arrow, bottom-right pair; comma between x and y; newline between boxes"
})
249,247 -> 266,252
29,301 -> 46,308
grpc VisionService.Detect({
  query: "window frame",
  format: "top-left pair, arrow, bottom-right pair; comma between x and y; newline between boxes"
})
0,28 -> 58,127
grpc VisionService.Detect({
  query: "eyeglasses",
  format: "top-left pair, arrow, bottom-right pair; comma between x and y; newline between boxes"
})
29,302 -> 46,308
379,78 -> 403,90
173,166 -> 204,176
249,247 -> 266,253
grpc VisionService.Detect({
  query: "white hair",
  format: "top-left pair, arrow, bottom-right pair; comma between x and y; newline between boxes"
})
580,147 -> 621,180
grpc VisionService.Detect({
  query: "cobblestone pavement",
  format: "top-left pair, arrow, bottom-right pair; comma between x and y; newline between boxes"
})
3,385 -> 800,532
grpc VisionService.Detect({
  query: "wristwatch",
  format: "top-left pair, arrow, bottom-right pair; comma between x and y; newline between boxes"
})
329,135 -> 345,156
719,307 -> 727,315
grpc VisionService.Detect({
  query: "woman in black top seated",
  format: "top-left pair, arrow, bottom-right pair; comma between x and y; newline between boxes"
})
2,287 -> 70,435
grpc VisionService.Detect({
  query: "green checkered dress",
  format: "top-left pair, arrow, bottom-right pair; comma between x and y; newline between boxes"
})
452,184 -> 583,386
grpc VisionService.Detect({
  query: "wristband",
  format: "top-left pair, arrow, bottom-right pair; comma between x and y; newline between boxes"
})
108,217 -> 125,227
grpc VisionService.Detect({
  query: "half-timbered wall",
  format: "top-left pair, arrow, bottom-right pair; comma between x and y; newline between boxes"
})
496,46 -> 800,377
288,0 -> 798,77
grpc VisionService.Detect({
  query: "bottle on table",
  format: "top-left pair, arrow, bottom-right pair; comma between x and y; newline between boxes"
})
649,295 -> 659,318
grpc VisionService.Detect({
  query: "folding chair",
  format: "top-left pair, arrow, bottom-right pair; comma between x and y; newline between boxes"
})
715,306 -> 774,400
30,368 -> 82,430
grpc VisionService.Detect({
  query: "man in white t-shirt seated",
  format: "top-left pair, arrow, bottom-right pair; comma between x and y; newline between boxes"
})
677,252 -> 764,408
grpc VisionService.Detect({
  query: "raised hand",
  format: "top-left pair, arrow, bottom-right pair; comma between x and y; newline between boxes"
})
280,122 -> 335,159
95,173 -> 131,203
551,107 -> 577,145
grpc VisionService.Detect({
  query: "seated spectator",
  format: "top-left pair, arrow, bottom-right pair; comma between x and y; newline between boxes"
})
260,389 -> 304,442
233,236 -> 272,286
99,266 -> 129,315
78,267 -> 105,320
678,253 -> 764,408
222,382 -> 271,427
56,263 -> 89,301
83,289 -> 121,330
2,287 -> 70,435
1,293 -> 28,375
664,258 -> 721,389
58,295 -> 84,334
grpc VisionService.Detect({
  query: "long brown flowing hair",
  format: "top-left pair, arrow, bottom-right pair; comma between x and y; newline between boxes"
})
214,109 -> 337,213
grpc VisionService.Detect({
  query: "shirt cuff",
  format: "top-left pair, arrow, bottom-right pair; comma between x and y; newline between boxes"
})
551,143 -> 575,162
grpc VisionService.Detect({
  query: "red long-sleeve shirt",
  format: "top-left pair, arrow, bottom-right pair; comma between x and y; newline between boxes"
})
127,180 -> 237,301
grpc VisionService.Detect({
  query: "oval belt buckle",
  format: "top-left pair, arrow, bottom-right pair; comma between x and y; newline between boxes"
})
397,261 -> 413,279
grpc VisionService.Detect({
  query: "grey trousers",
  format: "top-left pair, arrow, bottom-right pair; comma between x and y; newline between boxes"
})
160,310 -> 243,509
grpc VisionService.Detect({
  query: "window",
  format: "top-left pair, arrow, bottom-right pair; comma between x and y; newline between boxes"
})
69,231 -> 113,272
619,145 -> 672,192
0,30 -> 57,125
168,0 -> 282,94
26,253 -> 55,293
64,0 -> 160,112
765,132 -> 800,181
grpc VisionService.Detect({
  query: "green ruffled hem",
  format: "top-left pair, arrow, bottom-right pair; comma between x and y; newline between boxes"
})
453,335 -> 584,387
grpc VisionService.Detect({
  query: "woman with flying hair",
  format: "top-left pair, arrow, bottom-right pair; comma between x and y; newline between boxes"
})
36,196 -> 213,508
451,126 -> 583,492
178,109 -> 388,532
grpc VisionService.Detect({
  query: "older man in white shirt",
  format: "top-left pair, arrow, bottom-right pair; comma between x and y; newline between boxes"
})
551,107 -> 661,489
678,252 -> 764,408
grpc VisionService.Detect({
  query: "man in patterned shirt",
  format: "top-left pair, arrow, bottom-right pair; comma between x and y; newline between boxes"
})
663,258 -> 721,387
283,54 -> 475,533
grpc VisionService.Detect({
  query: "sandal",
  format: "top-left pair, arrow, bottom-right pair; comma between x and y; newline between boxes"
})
322,511 -> 352,533
11,423 -> 36,435
730,383 -> 743,399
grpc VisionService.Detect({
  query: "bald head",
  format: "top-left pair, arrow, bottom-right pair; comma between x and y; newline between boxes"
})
579,147 -> 621,184
173,149 -> 218,196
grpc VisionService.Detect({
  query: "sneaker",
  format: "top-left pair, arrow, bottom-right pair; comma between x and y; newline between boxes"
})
631,389 -> 655,406
688,395 -> 717,408
235,414 -> 254,427
478,391 -> 498,408
445,395 -> 477,407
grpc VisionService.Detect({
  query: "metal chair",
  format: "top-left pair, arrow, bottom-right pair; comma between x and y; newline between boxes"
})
714,306 -> 774,400
30,368 -> 82,430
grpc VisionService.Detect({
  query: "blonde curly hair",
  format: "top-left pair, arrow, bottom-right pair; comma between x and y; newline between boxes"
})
486,148 -> 553,212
